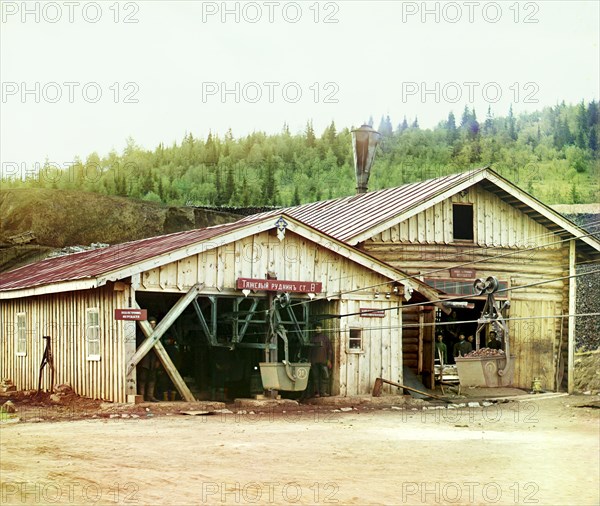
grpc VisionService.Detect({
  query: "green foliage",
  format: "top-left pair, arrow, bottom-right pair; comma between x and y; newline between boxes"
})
3,102 -> 599,206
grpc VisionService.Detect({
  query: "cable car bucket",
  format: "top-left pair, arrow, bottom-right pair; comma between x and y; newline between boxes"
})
259,294 -> 311,391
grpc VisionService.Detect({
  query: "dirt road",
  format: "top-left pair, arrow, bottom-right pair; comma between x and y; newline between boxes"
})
1,397 -> 598,505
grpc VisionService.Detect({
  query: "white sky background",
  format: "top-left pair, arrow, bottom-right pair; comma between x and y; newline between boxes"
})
1,0 -> 599,172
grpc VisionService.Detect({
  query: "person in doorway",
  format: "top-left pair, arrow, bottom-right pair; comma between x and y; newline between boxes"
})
138,316 -> 160,402
435,334 -> 448,364
453,334 -> 472,357
160,334 -> 181,401
487,330 -> 502,350
308,324 -> 333,398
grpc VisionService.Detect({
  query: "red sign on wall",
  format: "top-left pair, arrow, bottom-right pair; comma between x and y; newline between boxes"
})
360,308 -> 386,318
450,268 -> 476,279
114,309 -> 147,321
237,278 -> 322,293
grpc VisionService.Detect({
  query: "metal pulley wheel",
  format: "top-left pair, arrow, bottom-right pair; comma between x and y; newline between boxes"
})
484,276 -> 499,293
276,292 -> 291,307
473,276 -> 499,294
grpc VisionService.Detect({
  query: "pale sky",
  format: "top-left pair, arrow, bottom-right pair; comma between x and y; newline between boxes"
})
1,0 -> 599,175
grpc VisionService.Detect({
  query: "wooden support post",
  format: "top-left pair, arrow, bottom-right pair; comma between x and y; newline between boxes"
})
124,274 -> 140,397
567,240 -> 576,394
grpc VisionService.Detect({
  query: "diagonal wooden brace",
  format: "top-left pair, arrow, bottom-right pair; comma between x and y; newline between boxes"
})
137,319 -> 195,402
126,283 -> 203,402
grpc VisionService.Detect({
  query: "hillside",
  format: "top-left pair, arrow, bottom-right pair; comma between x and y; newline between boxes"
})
0,188 -> 241,271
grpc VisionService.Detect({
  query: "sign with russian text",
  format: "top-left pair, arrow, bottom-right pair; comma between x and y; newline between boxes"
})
237,278 -> 322,293
360,308 -> 386,318
115,309 -> 147,321
450,268 -> 476,279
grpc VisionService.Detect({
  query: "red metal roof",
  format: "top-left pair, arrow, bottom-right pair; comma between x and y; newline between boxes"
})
0,220 -> 251,292
242,168 -> 486,242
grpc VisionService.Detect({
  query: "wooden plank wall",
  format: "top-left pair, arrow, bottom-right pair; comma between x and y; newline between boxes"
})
363,184 -> 569,390
0,284 -> 128,402
337,298 -> 401,396
375,186 -> 559,250
139,230 -> 397,299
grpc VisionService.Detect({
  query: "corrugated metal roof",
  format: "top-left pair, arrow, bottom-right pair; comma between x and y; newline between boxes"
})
241,168 -> 485,241
0,220 -> 250,292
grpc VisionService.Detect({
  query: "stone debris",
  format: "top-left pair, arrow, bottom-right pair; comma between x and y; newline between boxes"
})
49,243 -> 109,258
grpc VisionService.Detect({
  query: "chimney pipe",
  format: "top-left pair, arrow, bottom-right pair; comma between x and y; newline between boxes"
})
352,124 -> 381,194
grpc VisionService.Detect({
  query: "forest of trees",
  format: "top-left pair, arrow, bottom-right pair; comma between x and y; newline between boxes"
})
3,101 -> 599,206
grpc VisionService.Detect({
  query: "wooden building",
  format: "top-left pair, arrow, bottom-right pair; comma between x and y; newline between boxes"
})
248,168 -> 600,392
0,214 -> 440,402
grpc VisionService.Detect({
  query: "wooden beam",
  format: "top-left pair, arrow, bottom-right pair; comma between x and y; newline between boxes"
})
126,283 -> 203,374
137,319 -> 196,402
568,240 -> 576,393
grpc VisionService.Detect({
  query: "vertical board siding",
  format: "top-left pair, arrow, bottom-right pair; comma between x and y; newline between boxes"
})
337,299 -> 402,396
371,184 -> 560,250
0,285 -> 127,402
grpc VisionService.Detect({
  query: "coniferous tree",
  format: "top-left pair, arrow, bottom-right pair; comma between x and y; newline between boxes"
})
446,111 -> 458,143
587,100 -> 599,155
205,132 -> 218,165
292,185 -> 301,206
378,115 -> 393,136
397,116 -> 409,134
305,121 -> 316,148
224,166 -> 236,204
215,165 -> 223,205
239,176 -> 251,206
483,106 -> 495,135
507,105 -> 517,141
575,101 -> 588,149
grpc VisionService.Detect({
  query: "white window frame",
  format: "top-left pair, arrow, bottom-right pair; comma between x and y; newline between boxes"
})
347,327 -> 364,354
16,312 -> 27,357
86,308 -> 101,361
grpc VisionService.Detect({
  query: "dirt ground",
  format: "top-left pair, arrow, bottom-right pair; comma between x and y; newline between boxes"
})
1,394 -> 599,506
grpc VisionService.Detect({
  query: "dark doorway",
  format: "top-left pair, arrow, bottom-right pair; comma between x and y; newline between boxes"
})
437,301 -> 485,364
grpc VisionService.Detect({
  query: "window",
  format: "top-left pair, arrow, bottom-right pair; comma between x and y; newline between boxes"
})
348,328 -> 363,353
452,204 -> 474,241
16,313 -> 26,356
86,308 -> 101,361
